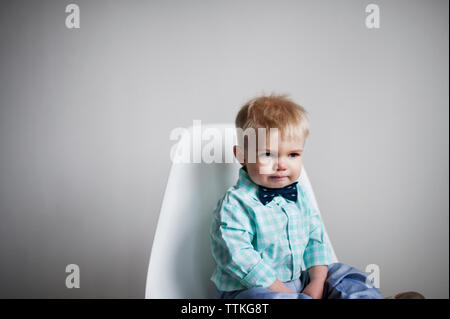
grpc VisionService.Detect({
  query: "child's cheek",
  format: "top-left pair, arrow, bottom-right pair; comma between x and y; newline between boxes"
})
257,158 -> 276,175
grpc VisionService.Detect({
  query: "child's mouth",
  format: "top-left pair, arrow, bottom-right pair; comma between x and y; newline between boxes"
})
270,176 -> 287,180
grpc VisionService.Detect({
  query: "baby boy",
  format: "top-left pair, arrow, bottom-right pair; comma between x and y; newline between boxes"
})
209,94 -> 383,299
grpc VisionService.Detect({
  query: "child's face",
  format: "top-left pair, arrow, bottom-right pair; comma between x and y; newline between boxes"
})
237,132 -> 305,189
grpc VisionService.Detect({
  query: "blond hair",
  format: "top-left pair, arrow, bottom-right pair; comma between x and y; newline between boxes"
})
235,93 -> 310,143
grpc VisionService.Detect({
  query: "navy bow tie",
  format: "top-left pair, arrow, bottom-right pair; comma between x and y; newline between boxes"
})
258,182 -> 298,205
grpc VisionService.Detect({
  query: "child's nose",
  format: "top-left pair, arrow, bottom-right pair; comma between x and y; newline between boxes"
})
276,158 -> 287,170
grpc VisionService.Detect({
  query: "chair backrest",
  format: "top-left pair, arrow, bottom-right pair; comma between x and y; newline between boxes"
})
145,123 -> 337,298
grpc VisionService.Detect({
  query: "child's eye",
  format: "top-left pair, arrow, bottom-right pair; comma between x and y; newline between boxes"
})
259,152 -> 272,157
259,152 -> 275,158
289,153 -> 300,158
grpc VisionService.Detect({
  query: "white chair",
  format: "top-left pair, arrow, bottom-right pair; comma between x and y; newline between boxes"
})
145,123 -> 338,298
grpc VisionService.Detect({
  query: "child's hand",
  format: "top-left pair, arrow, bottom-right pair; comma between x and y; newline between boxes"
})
268,279 -> 295,293
302,280 -> 325,299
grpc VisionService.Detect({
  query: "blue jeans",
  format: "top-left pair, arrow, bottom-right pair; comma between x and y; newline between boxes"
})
213,262 -> 382,299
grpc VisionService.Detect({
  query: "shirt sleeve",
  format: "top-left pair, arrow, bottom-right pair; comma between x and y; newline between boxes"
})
210,195 -> 277,288
303,200 -> 334,270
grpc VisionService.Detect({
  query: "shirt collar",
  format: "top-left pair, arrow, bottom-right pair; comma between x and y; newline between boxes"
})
236,166 -> 260,202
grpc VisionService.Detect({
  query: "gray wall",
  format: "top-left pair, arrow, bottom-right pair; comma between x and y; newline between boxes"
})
0,0 -> 448,298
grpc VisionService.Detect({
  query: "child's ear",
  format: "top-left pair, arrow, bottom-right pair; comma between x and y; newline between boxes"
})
233,145 -> 245,166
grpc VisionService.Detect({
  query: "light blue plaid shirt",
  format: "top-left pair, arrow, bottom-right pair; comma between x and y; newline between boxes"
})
210,166 -> 333,291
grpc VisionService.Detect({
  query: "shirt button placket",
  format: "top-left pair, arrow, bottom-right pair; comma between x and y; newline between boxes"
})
281,204 -> 297,279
